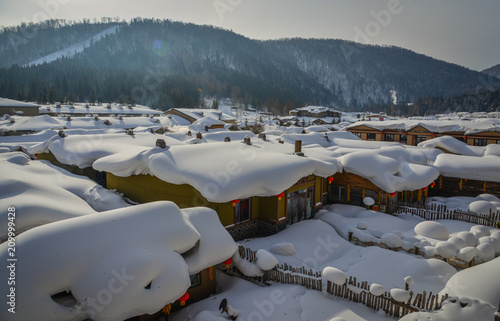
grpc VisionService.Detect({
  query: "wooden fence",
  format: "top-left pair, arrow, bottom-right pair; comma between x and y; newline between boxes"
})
326,276 -> 448,319
391,202 -> 500,228
348,231 -> 476,270
234,245 -> 467,319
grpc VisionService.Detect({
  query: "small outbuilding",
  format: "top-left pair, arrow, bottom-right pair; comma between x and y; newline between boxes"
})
0,97 -> 40,116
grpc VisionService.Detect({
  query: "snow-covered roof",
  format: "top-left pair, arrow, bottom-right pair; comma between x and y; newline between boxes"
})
0,97 -> 39,108
0,115 -> 165,133
346,119 -> 500,135
0,201 -> 236,321
418,135 -> 494,156
93,140 -> 339,202
432,154 -> 500,182
39,102 -> 162,116
168,108 -> 235,122
0,152 -> 130,241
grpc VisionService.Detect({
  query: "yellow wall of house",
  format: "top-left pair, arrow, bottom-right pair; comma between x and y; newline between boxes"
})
36,152 -> 100,182
259,196 -> 278,221
107,173 -> 264,227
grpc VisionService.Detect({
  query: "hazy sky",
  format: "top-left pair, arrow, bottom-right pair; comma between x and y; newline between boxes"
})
1,0 -> 499,71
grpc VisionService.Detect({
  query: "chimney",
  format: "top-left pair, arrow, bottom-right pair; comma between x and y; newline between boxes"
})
295,140 -> 302,153
156,139 -> 167,149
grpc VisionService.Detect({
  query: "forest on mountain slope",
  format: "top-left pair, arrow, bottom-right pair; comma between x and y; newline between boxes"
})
0,18 -> 498,114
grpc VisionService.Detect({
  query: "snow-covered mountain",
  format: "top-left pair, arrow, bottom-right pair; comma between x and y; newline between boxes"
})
0,19 -> 496,109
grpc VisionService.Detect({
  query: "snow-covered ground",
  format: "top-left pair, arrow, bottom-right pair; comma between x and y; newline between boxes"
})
1,108 -> 499,321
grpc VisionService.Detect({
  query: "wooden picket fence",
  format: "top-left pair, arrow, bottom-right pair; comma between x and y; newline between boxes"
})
347,231 -> 477,270
233,245 -> 465,319
326,276 -> 448,319
392,202 -> 500,228
237,245 -> 322,290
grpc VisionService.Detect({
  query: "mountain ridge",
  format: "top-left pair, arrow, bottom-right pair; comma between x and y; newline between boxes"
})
0,19 -> 497,111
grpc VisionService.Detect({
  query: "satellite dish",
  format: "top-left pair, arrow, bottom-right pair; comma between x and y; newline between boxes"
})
219,298 -> 228,312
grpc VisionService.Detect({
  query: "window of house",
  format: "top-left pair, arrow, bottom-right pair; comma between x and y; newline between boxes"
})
235,198 -> 251,224
474,139 -> 487,146
416,135 -> 427,144
366,133 -> 376,140
400,134 -> 408,144
329,185 -> 346,203
456,136 -> 465,142
353,132 -> 361,138
384,133 -> 394,141
189,273 -> 201,288
497,140 -> 500,144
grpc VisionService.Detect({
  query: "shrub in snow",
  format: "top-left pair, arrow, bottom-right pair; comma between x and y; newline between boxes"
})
255,249 -> 279,271
390,289 -> 411,302
435,241 -> 459,259
456,247 -> 478,263
447,236 -> 467,250
351,228 -> 378,243
476,243 -> 495,263
422,246 -> 437,258
380,233 -> 403,248
363,197 -> 375,206
401,241 -> 415,251
457,231 -> 477,247
470,225 -> 490,238
357,221 -> 368,230
269,243 -> 296,256
323,267 -> 347,285
475,194 -> 499,202
370,283 -> 386,296
391,230 -> 403,238
489,238 -> 500,255
469,201 -> 497,215
414,221 -> 449,240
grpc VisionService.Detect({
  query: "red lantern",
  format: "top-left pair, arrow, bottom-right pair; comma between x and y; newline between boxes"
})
431,133 -> 434,137
327,177 -> 334,184
423,186 -> 428,191
223,258 -> 233,269
463,136 -> 467,140
380,131 -> 383,135
430,182 -> 436,188
178,292 -> 189,306
231,200 -> 239,207
276,192 -> 284,200
389,192 -> 397,198
404,132 -> 408,135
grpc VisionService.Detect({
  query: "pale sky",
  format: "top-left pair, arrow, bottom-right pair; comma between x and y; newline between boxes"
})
0,0 -> 499,71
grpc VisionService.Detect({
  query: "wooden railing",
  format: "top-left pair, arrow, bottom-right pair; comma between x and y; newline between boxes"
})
391,202 -> 500,228
233,245 -> 468,319
326,276 -> 448,319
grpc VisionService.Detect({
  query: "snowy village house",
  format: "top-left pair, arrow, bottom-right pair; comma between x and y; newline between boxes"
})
33,131 -> 335,240
346,119 -> 500,146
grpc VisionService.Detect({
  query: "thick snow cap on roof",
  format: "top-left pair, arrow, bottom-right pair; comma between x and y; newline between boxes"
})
0,152 -> 130,241
94,140 -> 339,202
45,132 -> 184,169
338,146 -> 441,192
433,154 -> 500,182
418,136 -> 485,156
0,97 -> 39,107
0,201 -> 236,321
